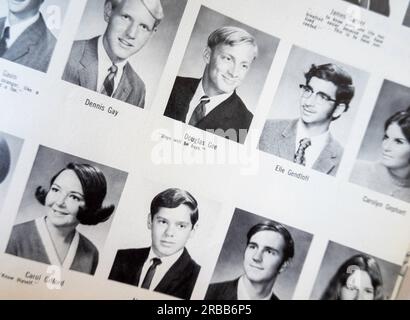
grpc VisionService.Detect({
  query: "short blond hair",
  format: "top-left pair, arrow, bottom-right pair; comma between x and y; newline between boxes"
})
208,26 -> 258,59
105,0 -> 164,28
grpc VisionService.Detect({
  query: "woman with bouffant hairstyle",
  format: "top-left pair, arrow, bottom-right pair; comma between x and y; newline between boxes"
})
6,163 -> 115,275
321,254 -> 384,300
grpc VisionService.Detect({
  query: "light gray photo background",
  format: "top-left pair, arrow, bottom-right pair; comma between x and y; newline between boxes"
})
266,45 -> 369,147
175,5 -> 280,114
72,0 -> 188,109
354,80 -> 410,162
208,208 -> 313,300
11,145 -> 128,253
310,241 -> 401,300
0,132 -> 23,214
404,2 -> 410,26
0,0 -> 71,38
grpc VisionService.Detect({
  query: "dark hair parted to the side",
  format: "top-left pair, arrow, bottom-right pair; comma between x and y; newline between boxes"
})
246,221 -> 295,267
385,108 -> 410,143
150,188 -> 199,227
35,163 -> 115,226
321,254 -> 384,300
305,63 -> 355,112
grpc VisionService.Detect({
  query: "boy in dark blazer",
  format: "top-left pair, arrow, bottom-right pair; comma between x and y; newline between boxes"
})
164,26 -> 258,144
109,188 -> 201,300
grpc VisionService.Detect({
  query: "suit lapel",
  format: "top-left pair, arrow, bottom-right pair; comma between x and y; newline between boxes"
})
4,15 -> 46,62
312,136 -> 337,174
113,62 -> 132,102
134,248 -> 150,286
79,37 -> 99,91
227,279 -> 239,300
197,92 -> 237,128
155,248 -> 192,293
178,79 -> 200,122
279,120 -> 298,161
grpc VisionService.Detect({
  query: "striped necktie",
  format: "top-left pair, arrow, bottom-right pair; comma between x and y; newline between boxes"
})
189,95 -> 210,126
101,64 -> 118,97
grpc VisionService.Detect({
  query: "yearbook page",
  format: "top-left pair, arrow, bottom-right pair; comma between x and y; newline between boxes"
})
0,0 -> 409,300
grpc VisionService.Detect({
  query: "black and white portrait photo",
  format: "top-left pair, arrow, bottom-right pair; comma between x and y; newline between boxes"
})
310,241 -> 400,300
0,131 -> 23,213
163,6 -> 280,145
107,179 -> 221,300
0,0 -> 70,73
342,0 -> 390,17
350,80 -> 410,203
62,0 -> 187,109
258,46 -> 368,177
403,2 -> 410,27
205,208 -> 313,300
5,145 -> 128,276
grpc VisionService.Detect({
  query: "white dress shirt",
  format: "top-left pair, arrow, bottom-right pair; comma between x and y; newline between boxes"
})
3,13 -> 40,48
237,275 -> 276,300
185,80 -> 233,123
97,36 -> 127,95
295,120 -> 330,168
138,248 -> 184,290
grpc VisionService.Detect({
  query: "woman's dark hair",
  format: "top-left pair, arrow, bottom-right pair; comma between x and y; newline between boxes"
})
150,188 -> 199,227
321,254 -> 384,300
35,163 -> 115,226
385,108 -> 410,143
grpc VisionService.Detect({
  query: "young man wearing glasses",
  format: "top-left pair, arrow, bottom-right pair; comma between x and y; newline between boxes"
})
258,63 -> 355,176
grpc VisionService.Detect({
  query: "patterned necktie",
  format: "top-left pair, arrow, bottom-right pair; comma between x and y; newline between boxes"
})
294,138 -> 312,166
189,95 -> 210,126
141,258 -> 162,289
101,64 -> 118,97
0,27 -> 10,57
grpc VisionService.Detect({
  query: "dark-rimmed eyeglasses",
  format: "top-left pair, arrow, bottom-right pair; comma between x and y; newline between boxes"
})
299,84 -> 337,104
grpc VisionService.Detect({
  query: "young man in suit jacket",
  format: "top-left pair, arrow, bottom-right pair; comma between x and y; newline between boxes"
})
164,26 -> 258,144
0,0 -> 56,73
63,0 -> 164,108
205,221 -> 295,300
109,188 -> 201,300
259,63 -> 355,176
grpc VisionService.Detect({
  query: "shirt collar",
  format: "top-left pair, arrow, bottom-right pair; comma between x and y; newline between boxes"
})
197,79 -> 233,104
237,275 -> 276,300
146,247 -> 184,268
296,119 -> 330,146
4,13 -> 40,44
97,36 -> 127,89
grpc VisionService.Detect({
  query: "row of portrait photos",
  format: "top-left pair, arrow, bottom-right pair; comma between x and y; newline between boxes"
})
0,142 -> 403,300
1,1 -> 410,203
